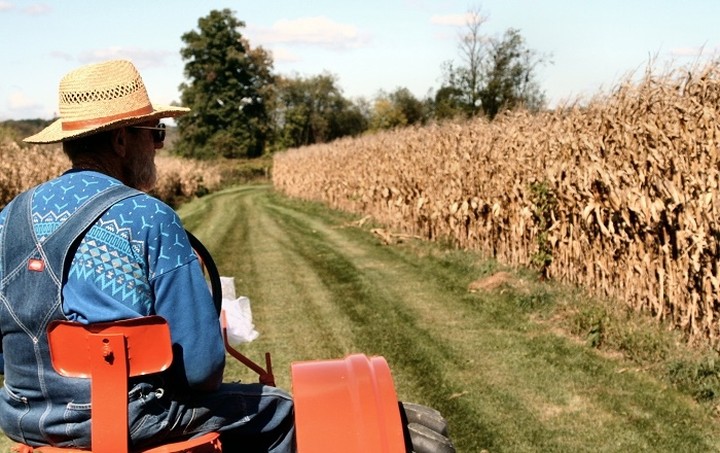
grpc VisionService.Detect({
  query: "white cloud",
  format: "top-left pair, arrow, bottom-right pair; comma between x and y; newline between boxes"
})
0,2 -> 52,14
430,13 -> 473,27
8,92 -> 39,110
668,46 -> 720,58
23,3 -> 50,15
6,91 -> 48,118
251,16 -> 371,50
48,50 -> 73,61
269,47 -> 301,63
73,47 -> 174,69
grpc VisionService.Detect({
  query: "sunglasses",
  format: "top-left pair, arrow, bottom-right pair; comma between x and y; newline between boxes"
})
130,123 -> 166,143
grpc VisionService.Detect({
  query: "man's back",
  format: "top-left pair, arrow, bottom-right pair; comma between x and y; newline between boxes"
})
0,170 -> 225,447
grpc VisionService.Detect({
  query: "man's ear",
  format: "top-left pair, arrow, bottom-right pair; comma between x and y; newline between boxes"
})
111,127 -> 127,157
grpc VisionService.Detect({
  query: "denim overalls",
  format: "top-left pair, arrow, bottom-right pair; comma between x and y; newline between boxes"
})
0,185 -> 139,447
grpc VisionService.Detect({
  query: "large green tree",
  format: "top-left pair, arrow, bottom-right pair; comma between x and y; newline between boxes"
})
271,73 -> 367,149
176,9 -> 274,159
368,88 -> 426,131
430,86 -> 465,120
441,7 -> 548,119
388,88 -> 426,126
479,28 -> 547,119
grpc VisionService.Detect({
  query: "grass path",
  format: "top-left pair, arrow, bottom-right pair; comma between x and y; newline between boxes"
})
3,184 -> 716,452
178,185 -> 720,453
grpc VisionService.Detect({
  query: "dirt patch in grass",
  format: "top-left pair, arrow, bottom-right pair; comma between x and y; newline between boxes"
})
467,271 -> 533,294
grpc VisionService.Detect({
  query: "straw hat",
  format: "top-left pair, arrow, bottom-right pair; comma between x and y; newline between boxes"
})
24,59 -> 189,144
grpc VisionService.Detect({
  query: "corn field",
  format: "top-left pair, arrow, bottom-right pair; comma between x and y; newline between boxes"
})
0,141 -> 68,207
273,61 -> 720,347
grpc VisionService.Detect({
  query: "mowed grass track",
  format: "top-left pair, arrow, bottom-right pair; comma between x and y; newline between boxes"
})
178,185 -> 720,453
2,184 -> 717,452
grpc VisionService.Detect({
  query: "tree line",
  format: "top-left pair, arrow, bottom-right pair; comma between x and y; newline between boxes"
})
176,8 -> 549,159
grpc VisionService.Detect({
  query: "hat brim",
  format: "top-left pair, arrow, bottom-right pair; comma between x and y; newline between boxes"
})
23,104 -> 190,144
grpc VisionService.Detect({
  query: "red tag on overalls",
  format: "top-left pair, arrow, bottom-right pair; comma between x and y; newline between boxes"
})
28,259 -> 45,272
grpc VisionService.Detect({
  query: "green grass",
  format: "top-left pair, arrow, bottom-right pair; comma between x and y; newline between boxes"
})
3,184 -> 720,451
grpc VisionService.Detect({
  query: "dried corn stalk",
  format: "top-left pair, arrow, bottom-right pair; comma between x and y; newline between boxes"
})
273,61 -> 720,347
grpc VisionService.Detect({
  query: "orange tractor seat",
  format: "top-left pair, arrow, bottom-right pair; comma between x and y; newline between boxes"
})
13,316 -> 221,453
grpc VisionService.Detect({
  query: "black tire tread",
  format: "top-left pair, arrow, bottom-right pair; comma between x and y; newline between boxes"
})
407,423 -> 455,453
401,401 -> 449,436
399,401 -> 456,453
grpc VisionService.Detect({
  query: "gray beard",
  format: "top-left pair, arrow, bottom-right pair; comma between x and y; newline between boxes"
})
125,153 -> 157,192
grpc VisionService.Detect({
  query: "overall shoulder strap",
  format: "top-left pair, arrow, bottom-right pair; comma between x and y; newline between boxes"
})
0,190 -> 34,278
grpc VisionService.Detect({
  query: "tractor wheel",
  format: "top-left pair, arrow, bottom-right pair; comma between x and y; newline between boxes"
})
400,402 -> 456,453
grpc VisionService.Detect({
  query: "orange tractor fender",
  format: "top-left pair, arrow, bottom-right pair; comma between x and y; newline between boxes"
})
291,354 -> 407,453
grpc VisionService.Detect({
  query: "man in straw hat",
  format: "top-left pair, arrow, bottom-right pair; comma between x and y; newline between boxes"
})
0,60 -> 295,451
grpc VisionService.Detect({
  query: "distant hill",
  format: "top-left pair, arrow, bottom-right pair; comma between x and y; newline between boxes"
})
0,119 -> 54,143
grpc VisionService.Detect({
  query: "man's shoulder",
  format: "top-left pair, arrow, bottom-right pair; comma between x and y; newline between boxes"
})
111,194 -> 176,217
104,192 -> 182,235
34,171 -> 120,203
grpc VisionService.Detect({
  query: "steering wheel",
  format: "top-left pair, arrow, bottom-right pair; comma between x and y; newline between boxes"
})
185,229 -> 223,316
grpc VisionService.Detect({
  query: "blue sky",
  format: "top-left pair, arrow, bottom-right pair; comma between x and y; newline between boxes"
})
2,0 -> 719,120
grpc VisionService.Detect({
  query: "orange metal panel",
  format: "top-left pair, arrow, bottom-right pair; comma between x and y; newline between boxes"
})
291,354 -> 406,453
47,316 -> 172,378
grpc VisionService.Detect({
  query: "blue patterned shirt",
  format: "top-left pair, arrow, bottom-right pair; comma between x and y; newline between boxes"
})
0,170 -> 224,390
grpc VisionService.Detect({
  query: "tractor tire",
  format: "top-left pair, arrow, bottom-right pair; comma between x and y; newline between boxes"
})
400,402 -> 456,453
